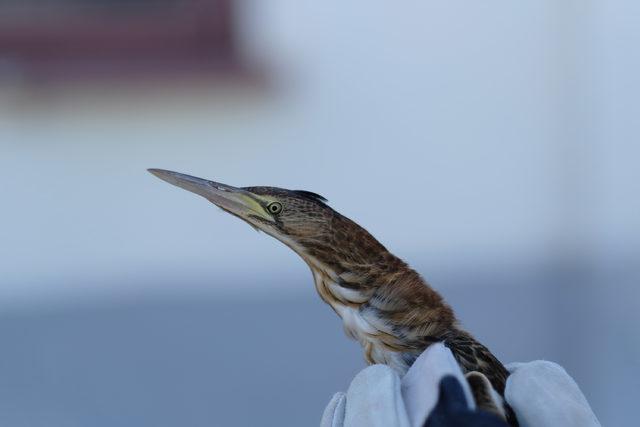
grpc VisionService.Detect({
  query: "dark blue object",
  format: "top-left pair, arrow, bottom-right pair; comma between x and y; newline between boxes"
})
424,375 -> 509,427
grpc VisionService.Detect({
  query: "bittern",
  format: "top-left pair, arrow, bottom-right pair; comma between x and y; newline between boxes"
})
149,169 -> 518,425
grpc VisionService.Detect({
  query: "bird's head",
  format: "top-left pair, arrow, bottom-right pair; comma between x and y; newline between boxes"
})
148,169 -> 389,274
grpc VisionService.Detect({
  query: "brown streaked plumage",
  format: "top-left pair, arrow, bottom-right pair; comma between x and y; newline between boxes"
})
148,169 -> 518,426
466,371 -> 507,420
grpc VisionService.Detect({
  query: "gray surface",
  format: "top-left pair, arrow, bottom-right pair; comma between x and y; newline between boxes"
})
0,266 -> 632,427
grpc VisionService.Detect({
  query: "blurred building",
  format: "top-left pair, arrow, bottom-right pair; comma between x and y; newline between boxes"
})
0,1 -> 637,426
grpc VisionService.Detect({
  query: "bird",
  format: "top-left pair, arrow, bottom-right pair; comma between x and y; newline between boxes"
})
148,168 -> 518,426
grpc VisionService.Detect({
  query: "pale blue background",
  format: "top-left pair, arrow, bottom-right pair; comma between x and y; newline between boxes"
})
0,1 -> 638,426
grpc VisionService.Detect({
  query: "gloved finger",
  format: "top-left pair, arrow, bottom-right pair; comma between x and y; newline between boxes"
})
402,343 -> 476,426
321,392 -> 346,427
343,365 -> 411,427
505,361 -> 600,427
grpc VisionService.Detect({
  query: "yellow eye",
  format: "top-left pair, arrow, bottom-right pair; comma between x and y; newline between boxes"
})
267,202 -> 283,215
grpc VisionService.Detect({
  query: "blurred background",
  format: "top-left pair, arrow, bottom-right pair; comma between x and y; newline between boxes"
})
0,1 -> 638,426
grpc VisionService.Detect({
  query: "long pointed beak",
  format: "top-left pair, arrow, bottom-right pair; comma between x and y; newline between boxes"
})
148,169 -> 271,222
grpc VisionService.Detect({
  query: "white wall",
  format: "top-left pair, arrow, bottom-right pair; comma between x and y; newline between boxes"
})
2,1 -> 636,302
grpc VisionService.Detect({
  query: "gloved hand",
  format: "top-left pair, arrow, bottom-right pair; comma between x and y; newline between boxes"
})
504,361 -> 600,427
321,343 -> 600,427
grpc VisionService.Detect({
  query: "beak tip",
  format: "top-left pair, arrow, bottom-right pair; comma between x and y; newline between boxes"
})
147,169 -> 263,224
147,168 -> 174,183
147,168 -> 215,198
